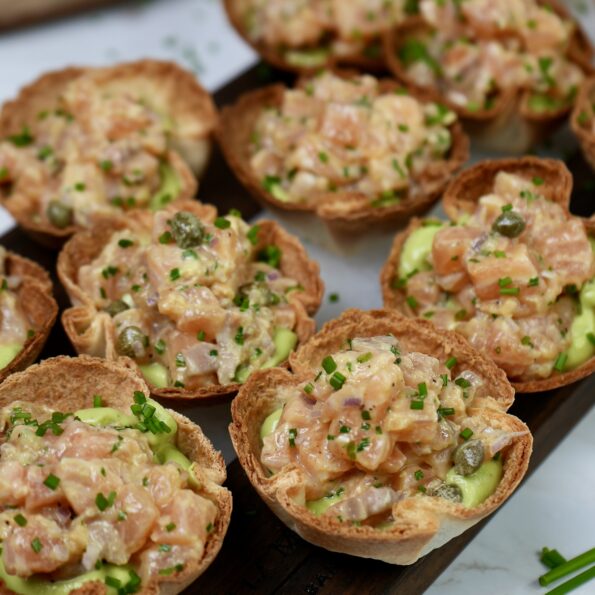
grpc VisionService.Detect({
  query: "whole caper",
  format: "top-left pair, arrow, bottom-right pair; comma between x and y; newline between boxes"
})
430,483 -> 463,503
170,211 -> 204,248
491,211 -> 526,238
46,200 -> 73,229
105,300 -> 129,317
453,439 -> 485,476
116,326 -> 148,358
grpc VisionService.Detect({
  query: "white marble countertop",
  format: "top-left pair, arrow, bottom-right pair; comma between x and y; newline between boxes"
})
0,1 -> 594,593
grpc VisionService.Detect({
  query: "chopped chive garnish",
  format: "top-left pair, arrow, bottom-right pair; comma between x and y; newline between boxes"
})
498,277 -> 512,287
43,474 -> 60,491
445,357 -> 457,369
169,268 -> 181,281
118,238 -> 133,248
455,377 -> 471,389
501,204 -> 513,212
441,374 -> 448,386
410,400 -> 424,410
303,383 -> 314,394
214,217 -> 231,229
414,470 -> 424,481
587,332 -> 595,346
247,225 -> 260,245
322,356 -> 337,374
406,296 -> 418,309
533,176 -> 544,186
93,395 -> 103,408
159,231 -> 172,244
14,514 -> 27,527
500,287 -> 520,296
528,277 -> 539,287
327,434 -> 335,441
330,372 -> 346,390
437,407 -> 455,417
339,425 -> 350,434
165,522 -> 176,532
460,427 -> 473,440
328,292 -> 339,303
361,410 -> 371,421
96,491 -> 116,511
235,327 -> 245,345
31,538 -> 43,553
539,547 -> 595,587
154,339 -> 166,355
196,330 -> 206,341
554,353 -> 567,372
357,352 -> 373,364
288,428 -> 298,447
418,382 -> 427,397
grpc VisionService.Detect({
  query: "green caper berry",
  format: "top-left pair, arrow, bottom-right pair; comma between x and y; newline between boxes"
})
170,211 -> 204,249
116,326 -> 148,358
46,200 -> 73,229
491,211 -> 525,238
453,439 -> 485,476
431,483 -> 463,503
105,300 -> 129,317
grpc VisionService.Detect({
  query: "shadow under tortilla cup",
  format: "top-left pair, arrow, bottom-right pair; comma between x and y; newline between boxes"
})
383,1 -> 593,154
0,60 -> 217,248
380,157 -> 595,393
230,309 -> 531,565
0,355 -> 232,594
57,200 -> 324,401
571,77 -> 595,171
217,75 -> 469,237
0,251 -> 58,383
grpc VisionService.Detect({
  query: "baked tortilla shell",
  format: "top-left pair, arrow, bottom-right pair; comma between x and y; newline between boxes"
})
571,77 -> 595,171
222,0 -> 387,73
217,78 -> 469,236
383,1 -> 593,153
0,251 -> 58,383
230,309 -> 531,564
0,60 -> 215,248
57,200 -> 323,401
381,158 -> 595,393
0,355 -> 232,594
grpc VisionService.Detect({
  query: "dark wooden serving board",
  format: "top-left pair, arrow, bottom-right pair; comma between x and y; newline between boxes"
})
3,63 -> 595,595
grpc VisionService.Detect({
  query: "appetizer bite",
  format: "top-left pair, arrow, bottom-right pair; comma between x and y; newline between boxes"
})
381,157 -> 595,392
384,0 -> 593,152
219,70 -> 468,235
0,60 -> 217,247
230,309 -> 531,564
0,355 -> 231,594
0,247 -> 57,383
224,0 -> 407,72
571,77 -> 595,170
58,200 -> 323,399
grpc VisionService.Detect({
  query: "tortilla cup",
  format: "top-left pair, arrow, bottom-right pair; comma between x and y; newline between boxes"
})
0,355 -> 232,594
571,76 -> 595,171
380,157 -> 594,393
57,200 -> 324,401
0,60 -> 217,248
222,0 -> 389,73
383,1 -> 593,153
217,76 -> 469,237
0,251 -> 58,383
230,309 -> 532,565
